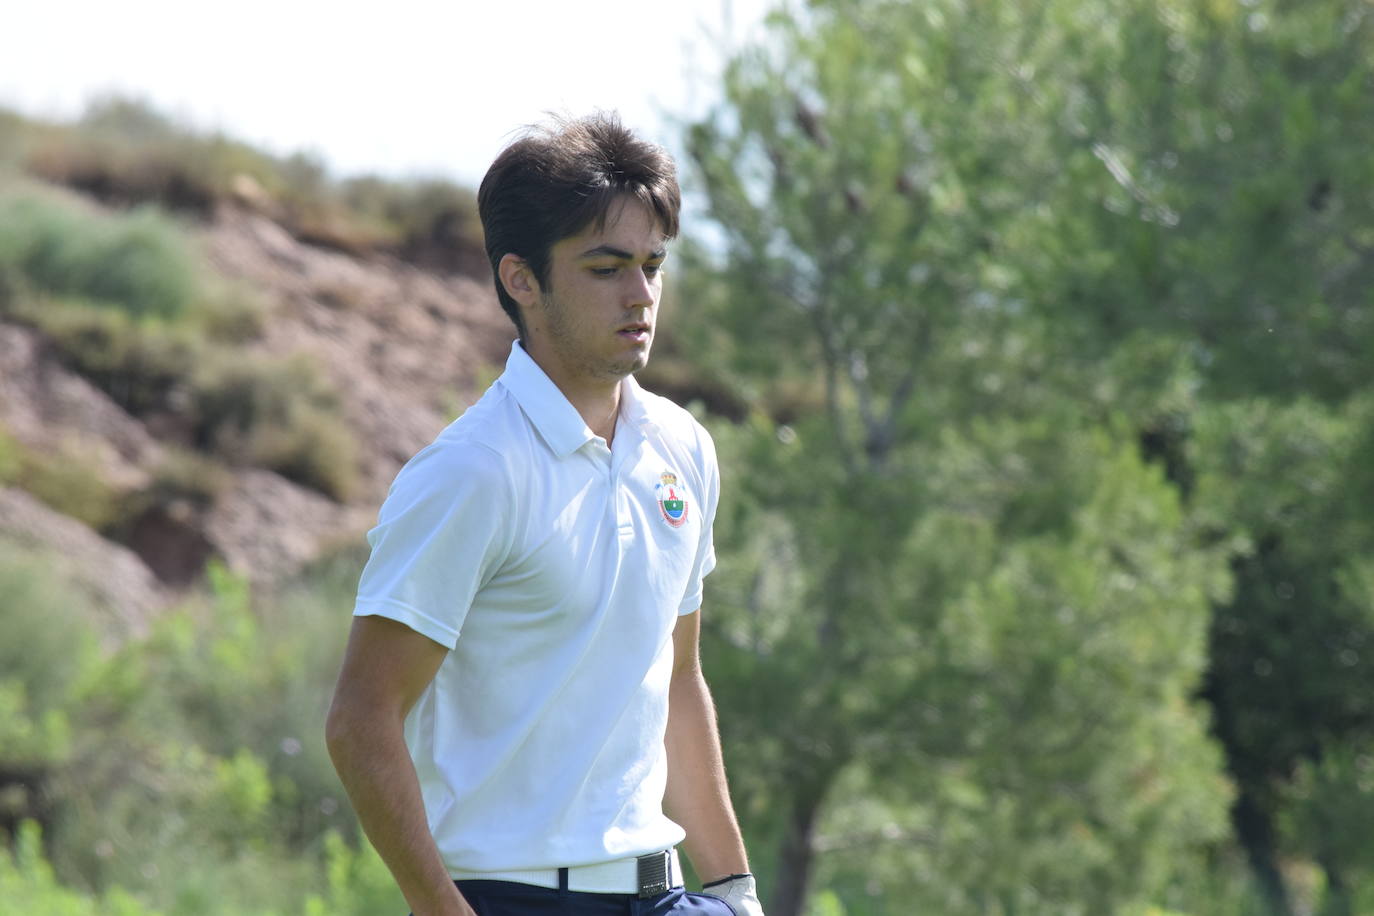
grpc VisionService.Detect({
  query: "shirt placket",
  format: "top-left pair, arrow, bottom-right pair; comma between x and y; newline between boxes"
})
610,425 -> 645,542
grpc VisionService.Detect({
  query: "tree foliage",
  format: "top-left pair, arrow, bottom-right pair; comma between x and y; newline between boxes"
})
683,0 -> 1374,913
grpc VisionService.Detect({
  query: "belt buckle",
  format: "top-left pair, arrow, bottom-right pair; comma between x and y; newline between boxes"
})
636,850 -> 671,898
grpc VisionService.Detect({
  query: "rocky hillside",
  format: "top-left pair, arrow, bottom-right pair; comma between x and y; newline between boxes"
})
0,189 -> 515,641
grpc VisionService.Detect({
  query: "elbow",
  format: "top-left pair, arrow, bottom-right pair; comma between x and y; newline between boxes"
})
325,695 -> 360,765
325,689 -> 406,768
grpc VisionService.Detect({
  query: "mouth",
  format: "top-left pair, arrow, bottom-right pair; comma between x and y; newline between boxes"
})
617,322 -> 652,341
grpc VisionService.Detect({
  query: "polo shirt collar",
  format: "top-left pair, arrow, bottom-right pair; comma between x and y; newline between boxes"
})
618,373 -> 655,432
497,342 -> 654,458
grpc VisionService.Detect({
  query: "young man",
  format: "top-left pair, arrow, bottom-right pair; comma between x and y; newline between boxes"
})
326,113 -> 764,916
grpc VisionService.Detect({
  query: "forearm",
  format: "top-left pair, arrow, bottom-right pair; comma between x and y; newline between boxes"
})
327,712 -> 474,916
663,666 -> 750,882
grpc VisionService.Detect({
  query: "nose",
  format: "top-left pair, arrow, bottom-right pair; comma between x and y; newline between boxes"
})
624,268 -> 657,309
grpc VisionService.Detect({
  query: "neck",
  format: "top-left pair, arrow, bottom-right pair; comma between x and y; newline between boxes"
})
520,341 -> 623,446
570,382 -> 622,447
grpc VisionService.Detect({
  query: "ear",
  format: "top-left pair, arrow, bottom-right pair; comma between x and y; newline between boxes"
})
498,254 -> 541,309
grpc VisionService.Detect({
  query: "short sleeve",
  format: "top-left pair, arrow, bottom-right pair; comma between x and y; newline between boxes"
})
678,423 -> 720,615
354,439 -> 512,648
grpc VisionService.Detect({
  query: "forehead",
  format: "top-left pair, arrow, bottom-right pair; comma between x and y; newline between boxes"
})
557,197 -> 668,258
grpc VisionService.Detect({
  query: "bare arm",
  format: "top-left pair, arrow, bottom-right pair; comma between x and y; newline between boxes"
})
663,609 -> 750,883
325,615 -> 475,916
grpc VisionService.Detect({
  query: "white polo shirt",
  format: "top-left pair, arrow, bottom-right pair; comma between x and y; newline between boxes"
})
353,342 -> 719,874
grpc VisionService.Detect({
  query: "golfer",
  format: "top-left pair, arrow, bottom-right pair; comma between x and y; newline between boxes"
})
326,113 -> 764,916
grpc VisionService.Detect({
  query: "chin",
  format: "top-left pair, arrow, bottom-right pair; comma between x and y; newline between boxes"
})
592,353 -> 649,381
620,352 -> 652,377
620,342 -> 653,373
631,345 -> 653,372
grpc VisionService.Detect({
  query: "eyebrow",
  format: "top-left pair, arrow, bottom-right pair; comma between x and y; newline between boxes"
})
576,244 -> 668,261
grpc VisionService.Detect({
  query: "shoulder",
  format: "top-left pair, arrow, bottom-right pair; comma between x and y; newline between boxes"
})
385,392 -> 520,510
377,435 -> 511,529
404,433 -> 509,486
441,382 -> 526,449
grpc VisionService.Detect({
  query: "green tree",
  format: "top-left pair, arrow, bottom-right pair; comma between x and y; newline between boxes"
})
971,1 -> 1374,910
681,3 -> 1235,913
685,0 -> 1374,911
1188,396 -> 1374,916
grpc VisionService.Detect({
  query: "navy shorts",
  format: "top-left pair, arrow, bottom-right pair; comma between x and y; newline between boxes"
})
417,880 -> 738,915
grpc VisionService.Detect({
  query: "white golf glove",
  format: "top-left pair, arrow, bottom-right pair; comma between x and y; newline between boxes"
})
702,873 -> 765,916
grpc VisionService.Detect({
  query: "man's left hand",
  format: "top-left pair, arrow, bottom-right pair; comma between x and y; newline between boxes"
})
701,873 -> 765,916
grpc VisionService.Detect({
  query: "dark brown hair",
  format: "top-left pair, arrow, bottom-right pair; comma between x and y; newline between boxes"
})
477,112 -> 681,338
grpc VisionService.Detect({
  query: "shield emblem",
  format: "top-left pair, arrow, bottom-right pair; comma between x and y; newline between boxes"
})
656,470 -> 689,528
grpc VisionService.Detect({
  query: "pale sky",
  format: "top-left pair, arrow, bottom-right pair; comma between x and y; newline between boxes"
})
1,0 -> 776,187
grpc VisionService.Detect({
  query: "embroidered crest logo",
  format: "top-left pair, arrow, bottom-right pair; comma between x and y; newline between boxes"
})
656,470 -> 689,528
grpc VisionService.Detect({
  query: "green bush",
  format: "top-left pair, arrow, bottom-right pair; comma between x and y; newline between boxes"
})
0,181 -> 264,332
3,284 -> 350,502
24,96 -> 277,216
102,449 -> 230,557
0,540 -> 416,914
338,174 -> 485,271
191,352 -> 357,500
194,277 -> 267,342
0,191 -> 197,320
0,184 -> 267,433
0,822 -> 161,916
0,542 -> 99,725
7,98 -> 484,273
32,558 -> 393,913
0,423 -> 123,531
1,821 -> 405,916
303,831 -> 406,916
0,421 -> 22,482
0,541 -> 100,843
11,297 -> 203,415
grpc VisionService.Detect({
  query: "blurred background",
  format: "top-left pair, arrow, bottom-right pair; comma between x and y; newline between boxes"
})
1,1 -> 1372,914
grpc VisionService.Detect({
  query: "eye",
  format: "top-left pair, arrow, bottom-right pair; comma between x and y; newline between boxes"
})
643,263 -> 663,277
589,267 -> 619,277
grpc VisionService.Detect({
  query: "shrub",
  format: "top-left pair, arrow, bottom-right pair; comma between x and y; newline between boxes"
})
16,450 -> 122,533
0,542 -> 99,729
0,822 -> 161,916
0,180 -> 265,335
0,423 -> 123,531
193,277 -> 267,342
150,448 -> 231,509
9,298 -> 201,417
0,542 -> 100,832
0,543 -> 410,914
0,191 -> 197,320
7,98 -> 486,276
0,422 -> 21,482
339,175 -> 485,273
42,561 -> 372,912
23,96 -> 275,217
191,352 -> 358,500
303,832 -> 406,916
0,681 -> 73,772
8,293 -> 354,500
